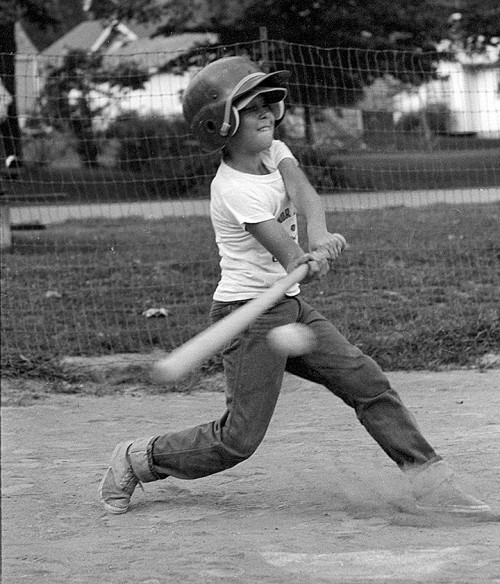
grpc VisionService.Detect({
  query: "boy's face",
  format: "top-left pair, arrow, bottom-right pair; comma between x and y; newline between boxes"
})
229,95 -> 276,154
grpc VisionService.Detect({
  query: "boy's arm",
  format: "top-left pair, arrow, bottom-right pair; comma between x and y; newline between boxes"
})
278,158 -> 346,259
245,219 -> 329,283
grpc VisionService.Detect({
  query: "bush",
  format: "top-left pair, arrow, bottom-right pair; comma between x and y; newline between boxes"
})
288,143 -> 351,192
395,103 -> 451,135
106,113 -> 219,199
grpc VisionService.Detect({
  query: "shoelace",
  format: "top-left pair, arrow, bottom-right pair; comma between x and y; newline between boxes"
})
125,448 -> 145,493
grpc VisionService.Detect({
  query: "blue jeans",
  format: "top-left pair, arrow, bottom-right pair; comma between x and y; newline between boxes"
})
149,296 -> 440,480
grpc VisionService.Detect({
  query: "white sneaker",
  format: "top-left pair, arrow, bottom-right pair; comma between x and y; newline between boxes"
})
409,461 -> 491,514
99,440 -> 140,514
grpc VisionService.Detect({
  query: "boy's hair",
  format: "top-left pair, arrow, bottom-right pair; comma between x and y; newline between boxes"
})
182,56 -> 289,152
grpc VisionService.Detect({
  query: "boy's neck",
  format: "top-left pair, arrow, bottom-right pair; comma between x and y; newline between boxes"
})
224,152 -> 270,175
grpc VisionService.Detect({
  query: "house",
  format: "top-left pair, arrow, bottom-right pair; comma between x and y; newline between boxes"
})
436,56 -> 500,138
97,32 -> 217,120
102,32 -> 218,73
39,19 -> 157,68
37,20 -> 217,122
15,22 -> 39,127
393,47 -> 500,139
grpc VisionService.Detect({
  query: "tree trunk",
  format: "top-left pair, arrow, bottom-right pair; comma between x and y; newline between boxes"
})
0,22 -> 23,167
304,104 -> 315,145
419,109 -> 434,151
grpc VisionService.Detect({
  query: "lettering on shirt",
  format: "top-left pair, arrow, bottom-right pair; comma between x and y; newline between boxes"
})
272,206 -> 297,262
277,208 -> 291,223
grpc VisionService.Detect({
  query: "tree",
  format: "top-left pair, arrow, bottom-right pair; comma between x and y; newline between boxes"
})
440,2 -> 500,58
22,0 -> 85,52
0,0 -> 170,169
35,0 -> 167,168
0,0 -> 59,168
159,0 -> 499,144
160,0 -> 442,143
39,49 -> 149,167
86,0 -> 167,24
433,0 -> 500,42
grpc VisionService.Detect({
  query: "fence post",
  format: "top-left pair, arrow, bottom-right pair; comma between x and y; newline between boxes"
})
0,203 -> 12,250
259,26 -> 269,72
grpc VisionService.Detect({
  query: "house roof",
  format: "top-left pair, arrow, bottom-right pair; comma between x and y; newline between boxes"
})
16,23 -> 38,55
41,21 -> 107,60
104,33 -> 218,70
40,19 -> 217,71
41,21 -> 154,54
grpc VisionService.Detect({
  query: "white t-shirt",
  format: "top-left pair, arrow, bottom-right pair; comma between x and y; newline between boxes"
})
210,140 -> 300,301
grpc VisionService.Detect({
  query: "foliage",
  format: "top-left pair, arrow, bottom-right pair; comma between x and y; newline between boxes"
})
21,0 -> 84,52
107,112 -> 183,171
286,143 -> 351,193
226,0 -> 440,50
159,1 -> 444,134
163,0 -> 500,99
87,0 -> 168,25
106,112 -> 219,197
38,49 -> 149,167
0,0 -> 60,164
395,103 -> 451,135
163,0 -> 500,51
445,0 -> 500,42
0,0 -> 59,27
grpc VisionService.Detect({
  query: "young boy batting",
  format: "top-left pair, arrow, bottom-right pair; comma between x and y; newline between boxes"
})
100,56 -> 491,516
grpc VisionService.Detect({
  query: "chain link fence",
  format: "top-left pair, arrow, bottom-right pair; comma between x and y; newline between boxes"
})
1,38 -> 499,376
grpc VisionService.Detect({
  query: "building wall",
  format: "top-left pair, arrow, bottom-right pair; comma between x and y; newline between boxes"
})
15,23 -> 40,127
465,67 -> 500,138
438,60 -> 500,138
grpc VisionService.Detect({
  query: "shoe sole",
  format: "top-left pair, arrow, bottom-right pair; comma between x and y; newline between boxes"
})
416,503 -> 492,514
101,501 -> 129,514
99,470 -> 130,515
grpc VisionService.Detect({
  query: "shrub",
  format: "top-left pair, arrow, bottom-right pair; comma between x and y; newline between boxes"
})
289,143 -> 351,192
106,113 -> 219,199
395,103 -> 451,135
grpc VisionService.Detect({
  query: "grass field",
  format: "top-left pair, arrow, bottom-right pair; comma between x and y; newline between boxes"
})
2,200 -> 499,382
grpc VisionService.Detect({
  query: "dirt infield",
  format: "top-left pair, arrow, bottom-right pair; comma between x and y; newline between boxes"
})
2,369 -> 500,584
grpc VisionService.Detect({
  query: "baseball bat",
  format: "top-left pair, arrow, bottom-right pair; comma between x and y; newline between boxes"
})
152,263 -> 309,382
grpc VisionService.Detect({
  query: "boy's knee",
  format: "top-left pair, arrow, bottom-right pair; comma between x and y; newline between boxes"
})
325,353 -> 392,409
360,355 -> 391,391
222,427 -> 266,462
346,354 -> 391,396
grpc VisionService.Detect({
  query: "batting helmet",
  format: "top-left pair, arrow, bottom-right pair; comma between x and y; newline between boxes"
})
182,56 -> 290,152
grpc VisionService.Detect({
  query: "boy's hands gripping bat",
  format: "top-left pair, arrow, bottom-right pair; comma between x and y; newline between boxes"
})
152,240 -> 347,383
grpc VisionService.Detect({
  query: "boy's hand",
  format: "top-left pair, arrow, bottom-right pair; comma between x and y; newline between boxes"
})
310,233 -> 347,260
287,250 -> 330,284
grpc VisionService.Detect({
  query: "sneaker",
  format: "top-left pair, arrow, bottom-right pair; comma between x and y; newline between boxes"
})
410,461 -> 491,515
415,481 -> 491,514
99,440 -> 142,514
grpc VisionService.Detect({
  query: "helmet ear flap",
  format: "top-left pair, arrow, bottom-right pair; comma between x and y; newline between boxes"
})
203,119 -> 218,135
270,101 -> 285,125
192,103 -> 239,152
230,107 -> 241,136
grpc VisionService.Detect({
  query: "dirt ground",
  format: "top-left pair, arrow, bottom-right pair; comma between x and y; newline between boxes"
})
2,369 -> 500,584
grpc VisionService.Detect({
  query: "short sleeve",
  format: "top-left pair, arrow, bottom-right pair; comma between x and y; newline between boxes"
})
221,188 -> 275,226
261,140 -> 298,170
